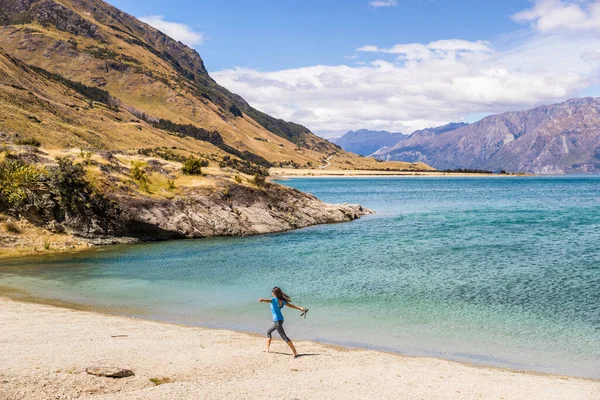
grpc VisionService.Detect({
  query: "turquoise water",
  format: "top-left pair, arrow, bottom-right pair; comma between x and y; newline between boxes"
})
1,177 -> 599,378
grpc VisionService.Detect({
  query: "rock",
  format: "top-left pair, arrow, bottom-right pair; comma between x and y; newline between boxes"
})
86,367 -> 134,378
115,183 -> 374,240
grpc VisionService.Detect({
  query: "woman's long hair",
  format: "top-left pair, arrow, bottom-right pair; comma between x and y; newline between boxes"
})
272,287 -> 291,303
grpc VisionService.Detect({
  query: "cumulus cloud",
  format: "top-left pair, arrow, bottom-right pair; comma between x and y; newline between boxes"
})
139,15 -> 204,46
512,0 -> 600,32
369,0 -> 398,7
212,2 -> 600,137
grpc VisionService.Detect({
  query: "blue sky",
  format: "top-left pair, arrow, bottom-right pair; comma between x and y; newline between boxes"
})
108,0 -> 600,137
109,0 -> 529,71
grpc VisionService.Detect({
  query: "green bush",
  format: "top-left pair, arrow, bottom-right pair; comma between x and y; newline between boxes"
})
182,157 -> 203,175
0,159 -> 45,210
131,161 -> 150,192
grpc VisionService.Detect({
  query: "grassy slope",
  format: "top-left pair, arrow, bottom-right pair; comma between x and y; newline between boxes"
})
0,0 -> 432,171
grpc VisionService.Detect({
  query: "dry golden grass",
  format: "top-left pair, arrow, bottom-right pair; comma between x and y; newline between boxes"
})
0,18 -> 434,172
0,216 -> 90,259
175,174 -> 217,189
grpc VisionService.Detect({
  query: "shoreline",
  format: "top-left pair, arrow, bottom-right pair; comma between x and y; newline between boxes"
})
1,287 -> 597,381
269,168 -> 529,178
0,297 -> 598,400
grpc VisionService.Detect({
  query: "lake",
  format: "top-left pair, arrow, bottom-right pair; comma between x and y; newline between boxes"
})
1,176 -> 599,378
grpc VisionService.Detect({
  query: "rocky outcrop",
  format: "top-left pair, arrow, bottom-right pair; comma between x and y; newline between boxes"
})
373,98 -> 600,174
0,0 -> 105,40
116,183 -> 371,240
21,179 -> 371,243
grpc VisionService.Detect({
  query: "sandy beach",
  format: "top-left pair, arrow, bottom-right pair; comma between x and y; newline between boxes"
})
0,297 -> 597,400
269,168 -> 521,178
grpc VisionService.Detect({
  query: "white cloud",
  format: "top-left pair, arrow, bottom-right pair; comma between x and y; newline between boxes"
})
358,40 -> 492,62
139,15 -> 204,46
512,0 -> 600,32
212,2 -> 600,137
369,0 -> 398,7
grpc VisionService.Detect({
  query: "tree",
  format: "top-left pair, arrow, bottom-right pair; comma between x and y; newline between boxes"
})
182,156 -> 203,175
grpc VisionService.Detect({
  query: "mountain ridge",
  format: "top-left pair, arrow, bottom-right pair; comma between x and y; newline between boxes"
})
332,129 -> 405,156
0,0 -> 426,171
372,98 -> 600,173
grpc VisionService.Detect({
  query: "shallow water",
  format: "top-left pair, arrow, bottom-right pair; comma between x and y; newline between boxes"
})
1,176 -> 599,378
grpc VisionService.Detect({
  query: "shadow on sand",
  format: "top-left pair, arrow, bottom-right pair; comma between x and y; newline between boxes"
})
265,351 -> 323,358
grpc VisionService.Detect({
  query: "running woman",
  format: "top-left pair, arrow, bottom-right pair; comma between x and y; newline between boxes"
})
258,287 -> 306,358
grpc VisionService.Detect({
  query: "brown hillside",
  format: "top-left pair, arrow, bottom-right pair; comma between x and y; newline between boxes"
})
0,0 -> 431,171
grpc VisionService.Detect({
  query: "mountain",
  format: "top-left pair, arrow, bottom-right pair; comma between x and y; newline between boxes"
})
404,123 -> 469,140
332,129 -> 405,156
370,123 -> 468,159
0,0 -> 427,171
373,99 -> 600,174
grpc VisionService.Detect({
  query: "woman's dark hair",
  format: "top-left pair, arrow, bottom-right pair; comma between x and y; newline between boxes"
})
272,287 -> 291,302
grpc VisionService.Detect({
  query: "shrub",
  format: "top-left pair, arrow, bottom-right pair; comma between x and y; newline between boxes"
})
182,157 -> 203,175
167,179 -> 175,191
251,173 -> 266,187
49,157 -> 97,213
234,175 -> 242,184
131,161 -> 150,192
0,159 -> 45,211
16,137 -> 41,147
79,151 -> 93,164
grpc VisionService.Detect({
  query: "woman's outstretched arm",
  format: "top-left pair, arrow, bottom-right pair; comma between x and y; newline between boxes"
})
286,303 -> 305,312
258,298 -> 271,303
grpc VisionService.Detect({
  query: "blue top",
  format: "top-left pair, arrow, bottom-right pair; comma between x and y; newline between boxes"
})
270,297 -> 286,321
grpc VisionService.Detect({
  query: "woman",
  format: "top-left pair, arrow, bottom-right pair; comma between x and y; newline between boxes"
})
258,287 -> 306,358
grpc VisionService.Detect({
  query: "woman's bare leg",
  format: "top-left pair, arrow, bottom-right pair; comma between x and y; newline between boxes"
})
265,337 -> 272,352
287,340 -> 298,357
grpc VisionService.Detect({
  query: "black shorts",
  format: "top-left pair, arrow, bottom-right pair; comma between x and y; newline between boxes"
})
266,320 -> 290,342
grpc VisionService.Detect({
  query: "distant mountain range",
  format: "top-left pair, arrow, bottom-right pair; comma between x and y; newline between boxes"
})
331,129 -> 405,156
341,99 -> 600,174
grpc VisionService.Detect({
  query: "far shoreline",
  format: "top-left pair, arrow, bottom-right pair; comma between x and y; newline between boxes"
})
269,168 -> 530,179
